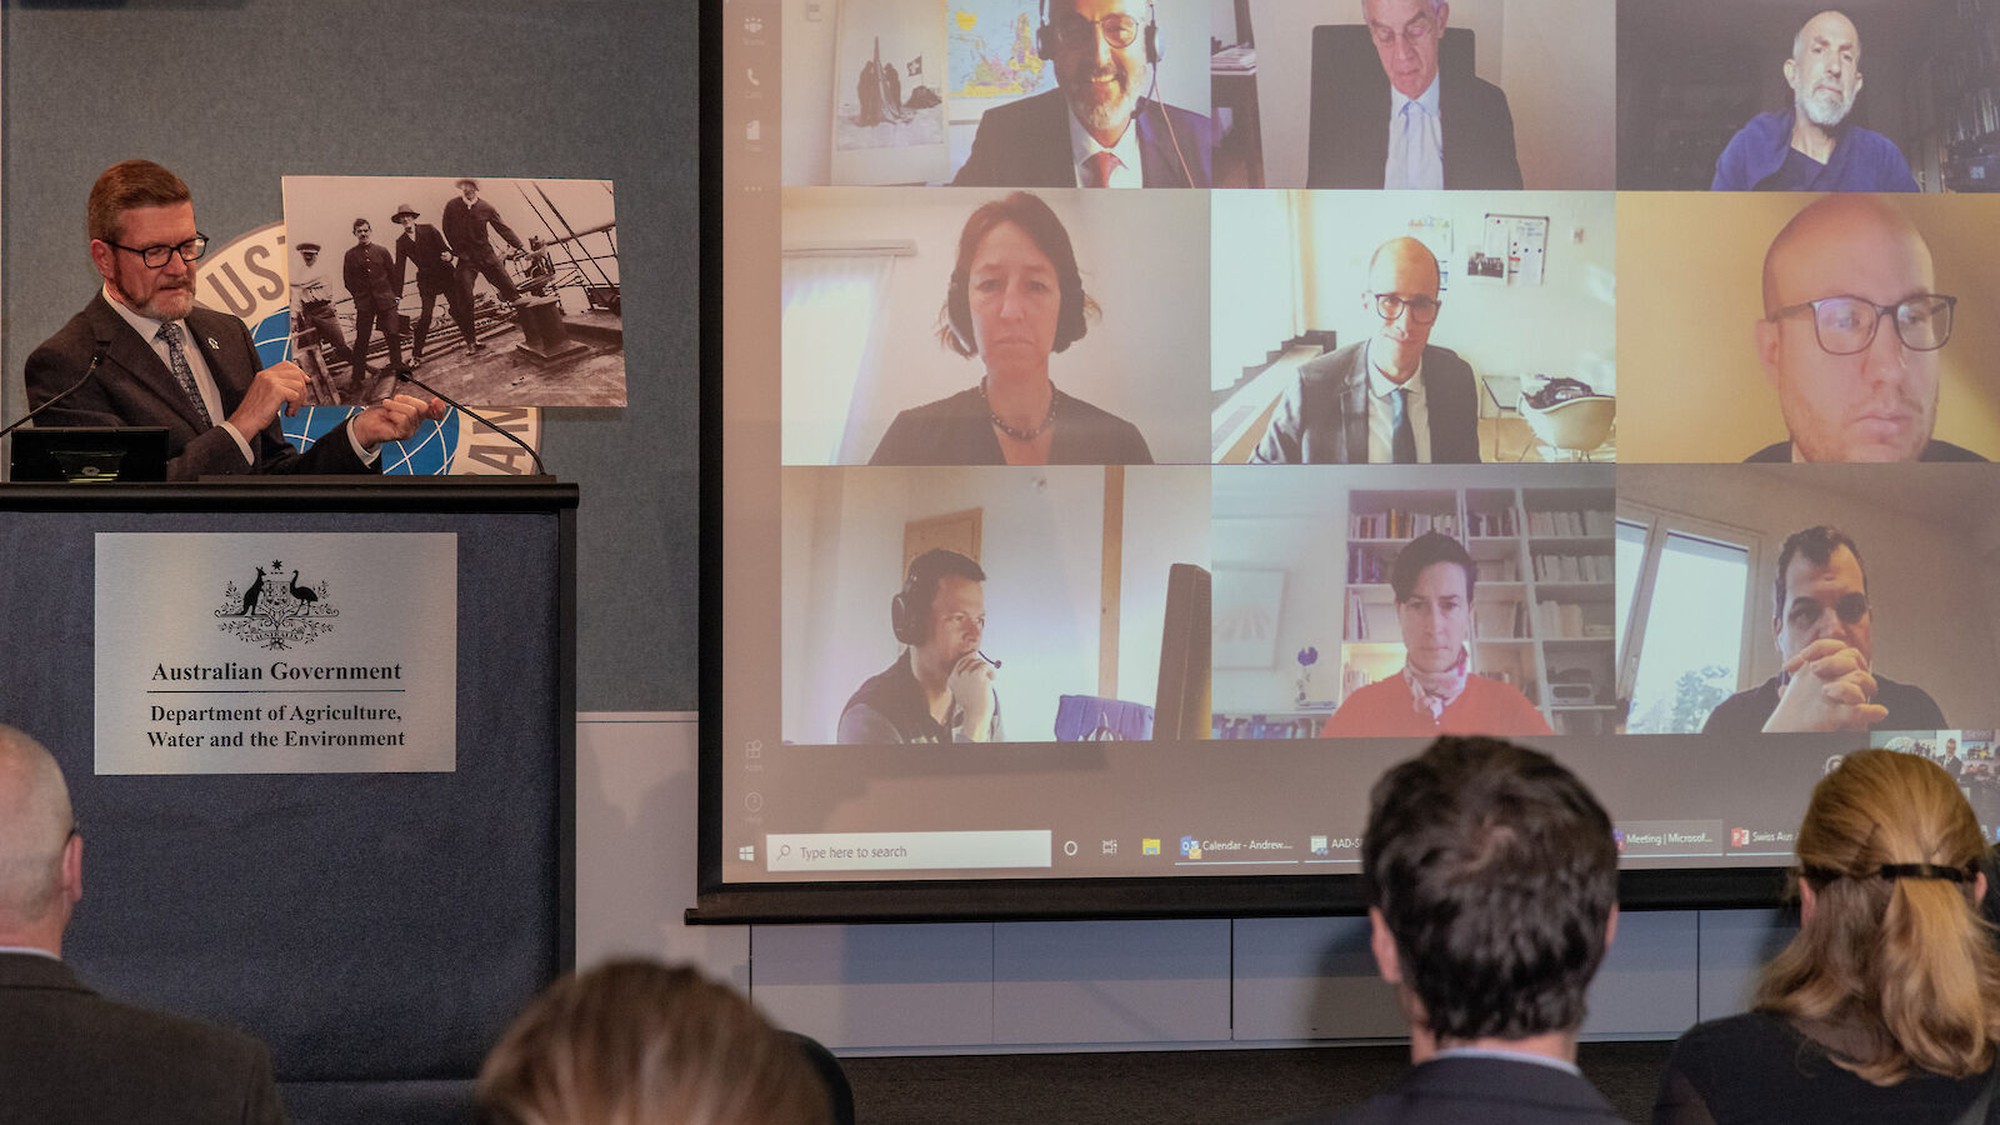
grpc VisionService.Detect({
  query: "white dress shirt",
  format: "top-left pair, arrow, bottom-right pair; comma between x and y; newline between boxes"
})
1366,342 -> 1431,463
1385,75 -> 1444,190
1066,107 -> 1145,188
102,284 -> 376,466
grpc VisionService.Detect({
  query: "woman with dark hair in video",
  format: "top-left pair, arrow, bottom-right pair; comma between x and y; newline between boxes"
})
1655,750 -> 2000,1124
867,191 -> 1153,465
1320,532 -> 1551,738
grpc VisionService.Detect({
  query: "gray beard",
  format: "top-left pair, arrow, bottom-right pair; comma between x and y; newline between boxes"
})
1066,74 -> 1143,141
1798,89 -> 1852,129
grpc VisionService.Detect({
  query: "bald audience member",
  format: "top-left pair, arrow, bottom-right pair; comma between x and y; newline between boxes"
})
1713,11 -> 1917,192
0,724 -> 287,1124
1253,236 -> 1480,463
1748,194 -> 1977,462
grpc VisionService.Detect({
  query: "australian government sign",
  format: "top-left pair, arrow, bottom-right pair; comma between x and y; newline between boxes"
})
95,532 -> 457,774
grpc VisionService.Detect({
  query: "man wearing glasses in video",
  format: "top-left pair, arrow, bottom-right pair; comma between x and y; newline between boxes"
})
1747,194 -> 1981,463
838,549 -> 1003,745
950,0 -> 1213,188
1251,236 -> 1480,464
23,160 -> 444,481
1702,525 -> 1945,735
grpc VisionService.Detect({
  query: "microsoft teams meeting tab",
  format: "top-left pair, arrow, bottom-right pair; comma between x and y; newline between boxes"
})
765,830 -> 1052,872
1613,820 -> 1727,860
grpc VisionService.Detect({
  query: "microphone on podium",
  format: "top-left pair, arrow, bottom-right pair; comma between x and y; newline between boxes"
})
0,342 -> 109,442
390,365 -> 548,477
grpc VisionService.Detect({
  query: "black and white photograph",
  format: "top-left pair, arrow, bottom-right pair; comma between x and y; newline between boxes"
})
281,174 -> 625,408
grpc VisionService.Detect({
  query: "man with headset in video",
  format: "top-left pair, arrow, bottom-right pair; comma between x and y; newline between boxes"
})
838,549 -> 1004,744
950,0 -> 1214,188
1703,525 -> 1945,735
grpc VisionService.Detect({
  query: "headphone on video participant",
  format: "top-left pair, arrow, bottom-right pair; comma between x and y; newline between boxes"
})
1037,0 -> 1160,65
1034,1 -> 1195,186
890,549 -> 986,646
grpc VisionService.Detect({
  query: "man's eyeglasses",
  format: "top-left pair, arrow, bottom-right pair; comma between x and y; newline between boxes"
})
1050,12 -> 1142,50
1785,593 -> 1870,631
104,233 -> 209,270
1368,16 -> 1438,50
1369,292 -> 1441,324
1767,293 -> 1956,355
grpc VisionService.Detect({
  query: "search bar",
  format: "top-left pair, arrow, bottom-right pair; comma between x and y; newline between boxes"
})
765,830 -> 1051,872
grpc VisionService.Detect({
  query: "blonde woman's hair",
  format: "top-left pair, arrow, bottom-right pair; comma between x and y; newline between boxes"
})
477,960 -> 830,1125
1756,749 -> 2000,1084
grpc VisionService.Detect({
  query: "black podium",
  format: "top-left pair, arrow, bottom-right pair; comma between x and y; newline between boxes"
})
0,479 -> 577,1124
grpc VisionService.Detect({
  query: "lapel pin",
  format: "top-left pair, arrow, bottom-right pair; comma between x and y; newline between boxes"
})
206,336 -> 221,350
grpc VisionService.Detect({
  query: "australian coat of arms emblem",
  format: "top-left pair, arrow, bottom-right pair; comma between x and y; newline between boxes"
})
214,559 -> 339,649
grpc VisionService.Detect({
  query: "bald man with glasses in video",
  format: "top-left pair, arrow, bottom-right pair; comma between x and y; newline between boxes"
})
23,159 -> 444,481
1702,525 -> 1946,736
1746,194 -> 1981,463
949,0 -> 1214,188
1251,236 -> 1480,464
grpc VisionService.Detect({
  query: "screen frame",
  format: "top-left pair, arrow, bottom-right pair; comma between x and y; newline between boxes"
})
693,0 -> 1812,926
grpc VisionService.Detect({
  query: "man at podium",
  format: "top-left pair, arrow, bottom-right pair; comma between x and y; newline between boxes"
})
23,160 -> 444,481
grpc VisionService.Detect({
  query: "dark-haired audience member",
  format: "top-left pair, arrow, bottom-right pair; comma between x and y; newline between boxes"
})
1711,11 -> 1918,192
950,0 -> 1214,188
1747,194 -> 1978,463
838,549 -> 1003,744
1251,237 -> 1481,464
1702,525 -> 1945,734
1278,736 -> 1623,1123
1321,532 -> 1550,738
478,959 -> 839,1125
1655,750 -> 2000,1123
868,192 -> 1152,465
0,724 -> 287,1124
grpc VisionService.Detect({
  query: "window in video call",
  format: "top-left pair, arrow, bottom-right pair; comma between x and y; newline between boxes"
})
704,0 -> 2000,915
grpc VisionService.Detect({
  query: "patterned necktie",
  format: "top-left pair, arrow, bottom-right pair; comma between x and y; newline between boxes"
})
158,322 -> 213,426
1392,387 -> 1417,463
1082,151 -> 1123,188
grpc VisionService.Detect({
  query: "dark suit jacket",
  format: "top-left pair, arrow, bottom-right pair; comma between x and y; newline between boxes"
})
1250,340 -> 1481,464
24,293 -> 372,481
442,196 -> 524,268
1744,438 -> 1988,463
1278,1056 -> 1625,1125
0,952 -> 287,1125
343,242 -> 399,313
1307,70 -> 1523,190
393,224 -> 456,293
950,89 -> 1215,187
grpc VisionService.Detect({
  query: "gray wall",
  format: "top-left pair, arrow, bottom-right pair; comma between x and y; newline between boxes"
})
3,0 -> 695,711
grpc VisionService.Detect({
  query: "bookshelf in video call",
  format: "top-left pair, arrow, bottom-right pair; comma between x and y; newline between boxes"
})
1215,485 -> 1617,740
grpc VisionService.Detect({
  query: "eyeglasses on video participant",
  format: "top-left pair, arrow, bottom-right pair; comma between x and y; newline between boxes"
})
1746,194 -> 1977,463
1252,237 -> 1480,465
951,0 -> 1214,188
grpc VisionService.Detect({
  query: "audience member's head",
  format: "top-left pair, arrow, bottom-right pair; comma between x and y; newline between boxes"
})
0,724 -> 82,956
1363,735 -> 1618,1057
477,959 -> 832,1125
1757,195 -> 1953,462
1758,749 -> 2000,1083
